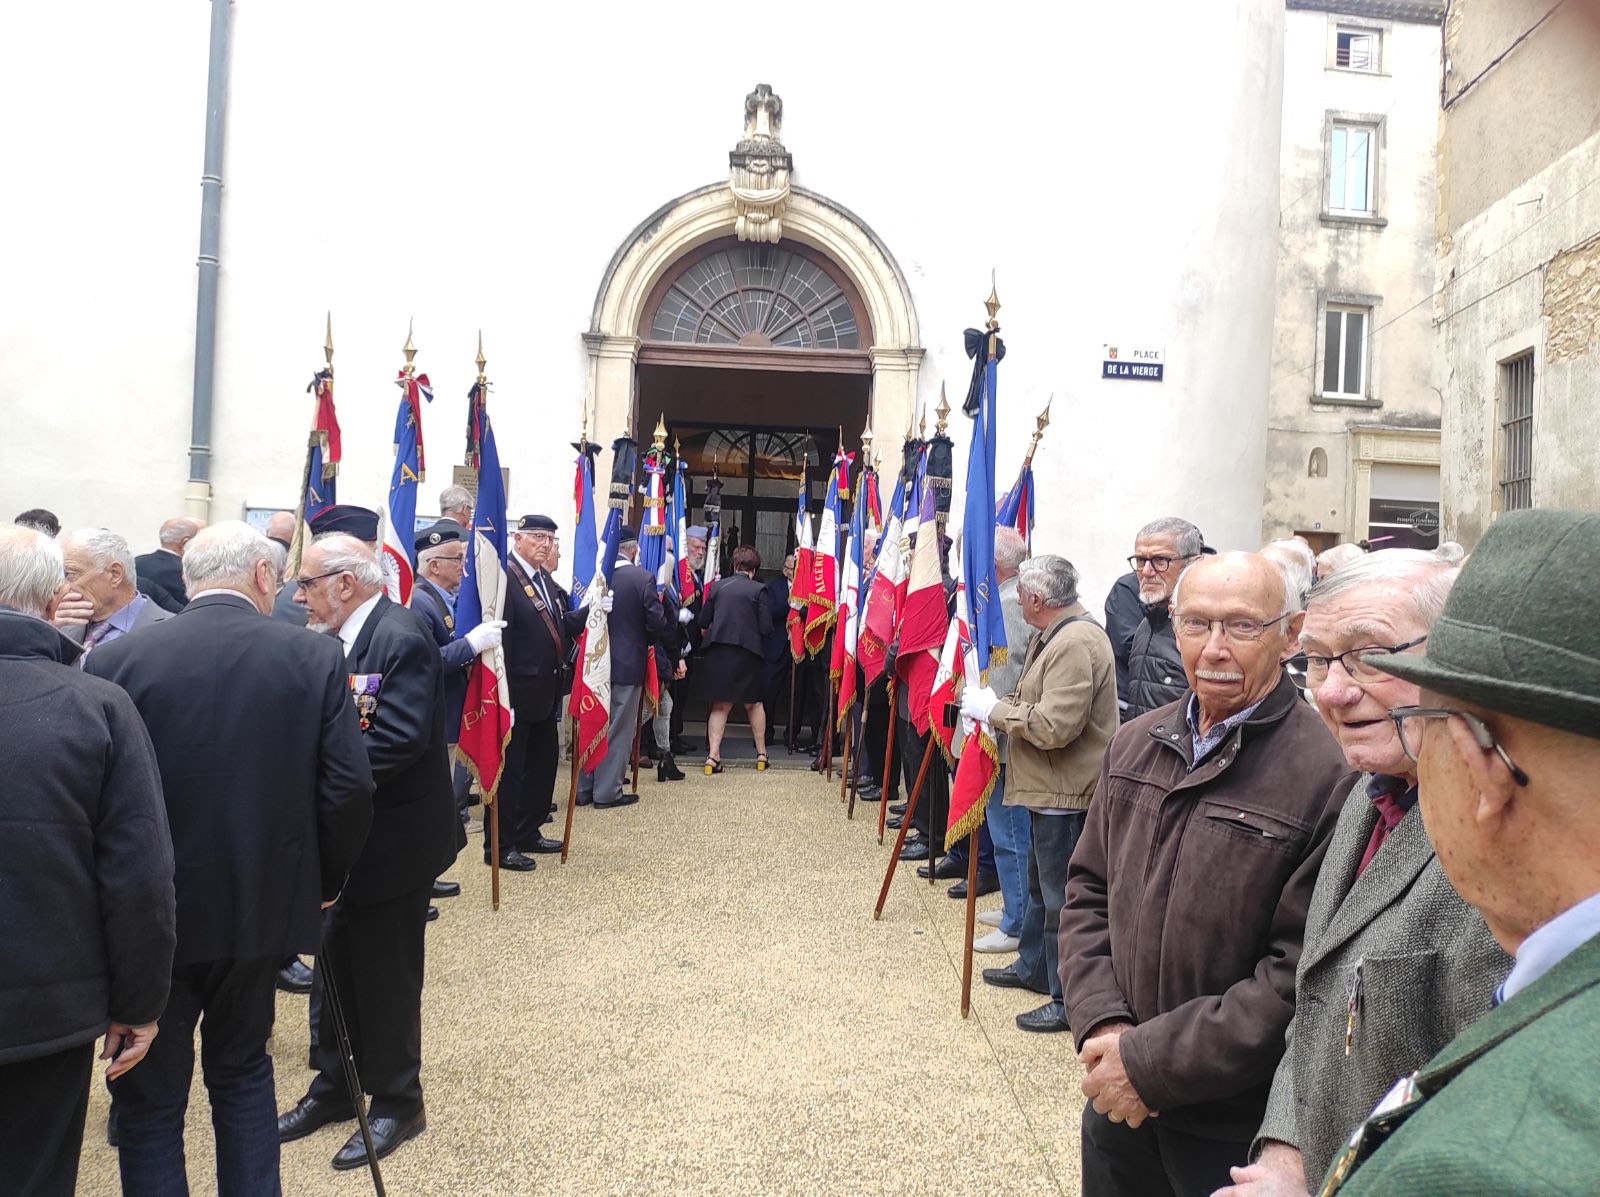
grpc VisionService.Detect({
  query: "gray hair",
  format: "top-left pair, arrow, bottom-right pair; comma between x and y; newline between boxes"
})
1173,551 -> 1296,619
159,517 -> 204,548
1305,548 -> 1459,630
310,532 -> 384,587
1315,542 -> 1365,577
183,521 -> 273,592
1016,554 -> 1079,608
1261,540 -> 1317,611
1434,540 -> 1466,565
439,486 -> 472,516
417,541 -> 459,568
994,526 -> 1028,572
1136,517 -> 1204,559
65,527 -> 137,584
0,525 -> 66,615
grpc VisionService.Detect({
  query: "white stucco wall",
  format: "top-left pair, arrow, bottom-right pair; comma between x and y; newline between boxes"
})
1263,8 -> 1441,543
0,0 -> 1284,608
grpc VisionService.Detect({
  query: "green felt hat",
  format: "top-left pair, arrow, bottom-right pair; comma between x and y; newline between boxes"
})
1368,509 -> 1600,740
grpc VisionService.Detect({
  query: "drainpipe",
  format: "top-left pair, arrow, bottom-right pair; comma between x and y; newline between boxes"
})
184,0 -> 233,521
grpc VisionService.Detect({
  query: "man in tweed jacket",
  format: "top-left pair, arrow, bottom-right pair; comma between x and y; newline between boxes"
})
1218,551 -> 1510,1196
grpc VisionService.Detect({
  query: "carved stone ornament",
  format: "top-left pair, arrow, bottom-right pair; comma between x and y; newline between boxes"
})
729,83 -> 792,244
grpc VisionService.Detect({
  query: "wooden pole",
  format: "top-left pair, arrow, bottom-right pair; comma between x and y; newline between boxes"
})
822,679 -> 836,781
629,704 -> 643,796
877,680 -> 895,845
786,653 -> 798,752
873,736 -> 936,920
489,792 -> 500,912
560,718 -> 579,864
960,829 -> 979,1017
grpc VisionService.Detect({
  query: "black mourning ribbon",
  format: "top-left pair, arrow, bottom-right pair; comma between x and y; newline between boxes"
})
306,368 -> 332,393
962,327 -> 1006,418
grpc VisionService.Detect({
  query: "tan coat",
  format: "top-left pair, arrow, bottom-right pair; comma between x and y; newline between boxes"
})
988,601 -> 1119,811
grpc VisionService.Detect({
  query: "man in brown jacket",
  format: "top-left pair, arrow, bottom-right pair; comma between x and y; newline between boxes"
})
960,554 -> 1120,1032
1060,552 -> 1350,1197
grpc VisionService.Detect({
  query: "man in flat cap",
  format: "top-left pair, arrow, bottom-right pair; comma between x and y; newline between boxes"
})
579,526 -> 669,808
498,514 -> 585,870
1296,510 -> 1600,1197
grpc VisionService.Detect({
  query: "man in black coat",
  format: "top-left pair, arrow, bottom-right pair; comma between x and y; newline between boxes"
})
277,532 -> 458,1170
649,585 -> 690,781
578,526 -> 669,808
133,517 -> 203,613
86,521 -> 375,1194
499,514 -> 587,869
0,525 -> 176,1196
1123,517 -> 1208,719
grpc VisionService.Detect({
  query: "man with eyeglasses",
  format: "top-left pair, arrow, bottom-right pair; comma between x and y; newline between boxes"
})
1122,516 -> 1207,719
1296,510 -> 1600,1197
1218,551 -> 1509,1197
1061,552 -> 1349,1197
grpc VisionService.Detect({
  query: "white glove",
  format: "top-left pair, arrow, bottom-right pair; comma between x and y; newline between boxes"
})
601,593 -> 614,614
465,619 -> 507,653
677,607 -> 693,625
959,685 -> 999,725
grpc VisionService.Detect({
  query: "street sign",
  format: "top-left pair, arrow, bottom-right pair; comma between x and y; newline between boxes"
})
1102,343 -> 1165,381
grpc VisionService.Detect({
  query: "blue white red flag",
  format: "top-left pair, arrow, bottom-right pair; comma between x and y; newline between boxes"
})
833,464 -> 868,728
858,462 -> 909,686
455,400 -> 512,800
570,502 -> 623,773
569,447 -> 600,611
381,368 -> 432,604
996,460 -> 1035,551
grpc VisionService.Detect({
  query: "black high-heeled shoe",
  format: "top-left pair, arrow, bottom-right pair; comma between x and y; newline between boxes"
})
658,754 -> 686,782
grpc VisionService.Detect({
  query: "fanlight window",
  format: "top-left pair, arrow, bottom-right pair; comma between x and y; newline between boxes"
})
648,245 -> 861,349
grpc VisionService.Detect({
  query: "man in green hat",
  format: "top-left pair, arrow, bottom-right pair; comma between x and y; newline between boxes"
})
1299,509 -> 1600,1196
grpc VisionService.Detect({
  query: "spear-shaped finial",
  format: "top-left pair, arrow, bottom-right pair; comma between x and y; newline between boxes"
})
985,269 -> 1001,332
402,319 -> 417,375
324,312 -> 334,370
1022,395 -> 1053,467
653,413 -> 668,450
935,382 -> 951,435
860,422 -> 874,461
475,331 -> 487,386
673,434 -> 681,458
918,406 -> 926,439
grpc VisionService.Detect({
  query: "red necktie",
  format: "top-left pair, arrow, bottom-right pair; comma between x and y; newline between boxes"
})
1356,790 -> 1409,877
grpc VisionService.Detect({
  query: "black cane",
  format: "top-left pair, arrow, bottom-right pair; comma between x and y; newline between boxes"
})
320,955 -> 387,1196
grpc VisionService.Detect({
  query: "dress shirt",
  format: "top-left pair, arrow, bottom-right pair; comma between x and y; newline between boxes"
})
1355,774 -> 1419,877
512,550 -> 553,609
336,592 -> 384,658
82,592 -> 149,652
1499,891 -> 1600,1004
1185,691 -> 1268,767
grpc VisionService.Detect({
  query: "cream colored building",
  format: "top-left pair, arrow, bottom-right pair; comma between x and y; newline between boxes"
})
1262,0 -> 1446,554
0,1 -> 1295,605
1436,0 -> 1600,544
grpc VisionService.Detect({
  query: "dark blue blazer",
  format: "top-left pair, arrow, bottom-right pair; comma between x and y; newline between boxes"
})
606,562 -> 669,687
761,576 -> 790,664
409,576 -> 475,739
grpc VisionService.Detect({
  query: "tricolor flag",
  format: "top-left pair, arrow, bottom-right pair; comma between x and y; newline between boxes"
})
806,449 -> 850,656
860,463 -> 883,536
381,367 -> 432,604
946,322 -> 1009,850
832,464 -> 868,729
455,398 -> 512,799
569,477 -> 622,773
895,474 -> 947,735
569,443 -> 601,609
787,479 -> 813,662
996,458 -> 1035,551
673,460 -> 697,605
929,581 -> 972,763
287,364 -> 342,578
858,462 -> 909,686
637,443 -> 670,715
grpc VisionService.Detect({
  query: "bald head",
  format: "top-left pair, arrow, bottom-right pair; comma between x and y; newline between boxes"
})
264,511 -> 296,543
159,518 -> 205,555
1172,553 -> 1300,730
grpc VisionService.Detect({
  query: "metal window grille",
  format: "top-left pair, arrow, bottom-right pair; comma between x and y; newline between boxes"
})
1498,352 -> 1535,512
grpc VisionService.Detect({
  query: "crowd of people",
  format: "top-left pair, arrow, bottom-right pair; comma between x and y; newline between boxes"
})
2,489 -> 1596,1196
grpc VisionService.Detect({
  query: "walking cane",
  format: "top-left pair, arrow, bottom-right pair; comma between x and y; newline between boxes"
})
320,946 -> 387,1196
873,736 -> 935,920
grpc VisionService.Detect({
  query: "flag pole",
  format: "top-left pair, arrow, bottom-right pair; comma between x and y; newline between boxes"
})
878,679 -> 895,845
873,736 -> 937,920
475,336 -> 501,912
961,830 -> 979,1018
560,713 -> 578,865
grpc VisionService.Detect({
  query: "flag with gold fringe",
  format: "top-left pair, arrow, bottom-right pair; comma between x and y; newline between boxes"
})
787,478 -> 812,662
805,447 -> 850,655
455,392 -> 512,800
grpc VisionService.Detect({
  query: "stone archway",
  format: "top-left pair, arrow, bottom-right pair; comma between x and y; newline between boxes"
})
584,182 -> 922,464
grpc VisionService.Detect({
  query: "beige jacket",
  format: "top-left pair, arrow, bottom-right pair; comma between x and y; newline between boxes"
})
989,601 -> 1119,811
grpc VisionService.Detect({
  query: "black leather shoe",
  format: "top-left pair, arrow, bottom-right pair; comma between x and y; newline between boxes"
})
431,880 -> 460,899
886,816 -> 904,830
935,855 -> 966,880
890,803 -> 908,815
948,872 -> 1001,900
982,966 -> 1029,990
898,839 -> 930,861
426,905 -> 439,922
658,755 -> 686,782
277,1095 -> 355,1143
276,958 -> 314,995
106,1106 -> 119,1147
331,1109 -> 426,1170
576,793 -> 593,807
593,792 -> 640,809
490,850 -> 537,872
856,783 -> 882,801
1016,1001 -> 1070,1033
522,837 -> 563,854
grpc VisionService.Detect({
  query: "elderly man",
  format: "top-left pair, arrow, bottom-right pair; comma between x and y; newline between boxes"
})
1061,552 -> 1349,1196
14,507 -> 61,536
135,517 -> 205,613
1307,510 -> 1600,1196
278,533 -> 458,1170
1216,552 -> 1510,1197
966,553 -> 1118,1029
0,526 -> 175,1195
1124,516 -> 1206,719
87,523 -> 374,1195
1261,540 -> 1316,611
1313,542 -> 1364,581
55,527 -> 171,656
439,485 -> 472,530
668,524 -> 710,754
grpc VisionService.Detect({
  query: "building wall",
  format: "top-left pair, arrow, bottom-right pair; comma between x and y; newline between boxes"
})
1263,6 -> 1442,546
0,0 -> 1286,608
1437,0 -> 1600,544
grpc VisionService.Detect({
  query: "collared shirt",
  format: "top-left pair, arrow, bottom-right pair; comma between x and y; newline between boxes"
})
1185,691 -> 1268,767
512,550 -> 554,610
1356,774 -> 1419,877
336,592 -> 383,658
1499,891 -> 1600,1004
192,587 -> 260,608
82,592 -> 148,651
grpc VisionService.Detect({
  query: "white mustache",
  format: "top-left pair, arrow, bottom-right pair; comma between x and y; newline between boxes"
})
1196,669 -> 1244,682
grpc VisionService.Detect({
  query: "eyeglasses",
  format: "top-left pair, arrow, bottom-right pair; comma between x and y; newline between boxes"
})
1296,636 -> 1428,685
1129,553 -> 1197,574
294,570 -> 345,591
1387,705 -> 1530,786
1173,612 -> 1291,643
435,554 -> 466,565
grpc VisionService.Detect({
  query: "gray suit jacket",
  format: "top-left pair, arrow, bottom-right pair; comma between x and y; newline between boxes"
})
63,594 -> 171,645
1254,774 -> 1512,1183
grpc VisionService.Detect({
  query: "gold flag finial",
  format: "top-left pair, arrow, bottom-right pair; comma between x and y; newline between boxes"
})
324,312 -> 334,370
402,319 -> 417,375
860,422 -> 874,460
935,382 -> 951,434
653,413 -> 668,449
1023,394 -> 1053,466
985,270 -> 1001,331
918,405 -> 926,439
475,331 -> 487,384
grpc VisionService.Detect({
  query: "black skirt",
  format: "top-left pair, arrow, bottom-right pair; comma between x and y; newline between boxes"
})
698,643 -> 765,706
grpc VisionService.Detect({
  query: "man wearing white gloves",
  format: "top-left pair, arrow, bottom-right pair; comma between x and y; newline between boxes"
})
961,554 -> 1120,1034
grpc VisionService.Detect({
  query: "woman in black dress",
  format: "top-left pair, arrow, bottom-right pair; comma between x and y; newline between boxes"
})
698,544 -> 774,772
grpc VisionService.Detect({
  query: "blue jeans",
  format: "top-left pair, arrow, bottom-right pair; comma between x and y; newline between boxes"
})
113,955 -> 282,1197
1011,810 -> 1088,1003
984,769 -> 1033,937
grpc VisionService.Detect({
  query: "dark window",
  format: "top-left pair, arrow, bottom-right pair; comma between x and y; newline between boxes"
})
647,245 -> 861,349
1336,29 -> 1379,71
1498,352 -> 1535,512
1322,307 -> 1368,398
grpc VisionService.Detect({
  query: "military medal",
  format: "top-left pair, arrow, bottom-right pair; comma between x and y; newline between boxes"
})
348,672 -> 382,731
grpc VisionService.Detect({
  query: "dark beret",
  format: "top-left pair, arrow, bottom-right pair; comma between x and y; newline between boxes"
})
414,520 -> 464,553
517,514 -> 558,533
309,504 -> 380,542
618,525 -> 638,546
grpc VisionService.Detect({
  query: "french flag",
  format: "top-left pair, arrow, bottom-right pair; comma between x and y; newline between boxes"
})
381,368 -> 431,605
455,406 -> 513,799
787,480 -> 813,662
895,473 -> 946,735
